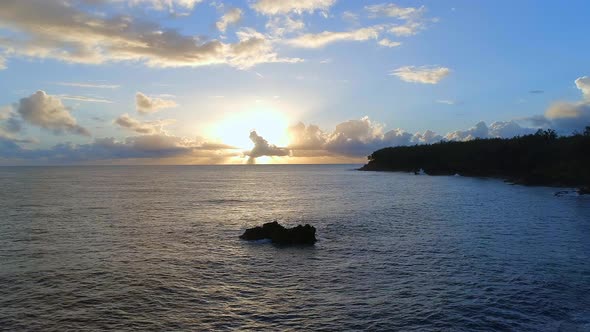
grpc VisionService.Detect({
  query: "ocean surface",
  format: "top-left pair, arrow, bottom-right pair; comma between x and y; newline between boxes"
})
1,165 -> 590,331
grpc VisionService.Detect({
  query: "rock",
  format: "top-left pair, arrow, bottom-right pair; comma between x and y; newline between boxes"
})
239,221 -> 317,245
577,187 -> 590,195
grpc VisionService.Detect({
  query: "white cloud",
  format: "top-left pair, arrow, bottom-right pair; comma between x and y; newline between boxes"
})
436,99 -> 456,105
114,113 -> 174,134
366,3 -> 430,37
229,28 -> 303,69
251,0 -> 336,15
0,56 -> 6,70
525,76 -> 590,133
575,76 -> 590,99
391,66 -> 451,84
378,38 -> 401,48
287,117 -> 444,158
445,121 -> 534,141
341,11 -> 360,25
445,121 -> 488,141
286,27 -> 381,48
265,16 -> 306,37
216,8 -> 242,33
136,92 -> 178,114
365,3 -> 425,20
286,117 -> 540,159
56,82 -> 120,89
125,0 -> 202,12
389,22 -> 425,37
16,91 -> 90,136
57,95 -> 113,103
489,121 -> 535,138
412,130 -> 442,144
0,0 -> 299,70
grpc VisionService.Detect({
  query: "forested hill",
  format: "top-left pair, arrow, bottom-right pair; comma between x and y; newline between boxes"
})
360,128 -> 590,188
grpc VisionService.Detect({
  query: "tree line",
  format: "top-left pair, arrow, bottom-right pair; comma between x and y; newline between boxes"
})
361,126 -> 590,188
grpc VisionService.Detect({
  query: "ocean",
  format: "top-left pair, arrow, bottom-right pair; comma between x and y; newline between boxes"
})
1,165 -> 589,331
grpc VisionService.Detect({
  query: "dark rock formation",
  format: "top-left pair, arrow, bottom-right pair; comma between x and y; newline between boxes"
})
578,187 -> 590,195
239,221 -> 317,245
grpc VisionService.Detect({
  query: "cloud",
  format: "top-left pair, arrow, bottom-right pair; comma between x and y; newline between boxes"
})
0,107 -> 23,139
436,99 -> 456,105
520,76 -> 590,133
388,22 -> 425,37
341,11 -> 360,25
0,56 -> 6,70
136,92 -> 178,114
444,121 -> 488,141
16,91 -> 90,136
56,82 -> 120,89
575,76 -> 590,99
287,117 -> 444,158
265,16 -> 305,37
114,113 -> 174,134
57,95 -> 113,103
216,8 -> 242,33
365,3 -> 425,20
545,101 -> 590,131
488,121 -> 536,138
412,130 -> 442,144
251,0 -> 336,15
365,3 -> 431,37
229,28 -> 303,69
285,27 -> 381,48
246,130 -> 289,163
325,117 -> 411,156
378,38 -> 401,48
0,0 -> 299,70
543,76 -> 590,131
287,117 -> 539,159
287,122 -> 327,152
444,121 -> 534,141
0,133 -> 240,165
391,66 -> 451,84
124,0 -> 202,12
529,90 -> 544,94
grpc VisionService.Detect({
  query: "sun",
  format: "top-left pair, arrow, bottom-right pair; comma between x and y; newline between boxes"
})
208,105 -> 291,150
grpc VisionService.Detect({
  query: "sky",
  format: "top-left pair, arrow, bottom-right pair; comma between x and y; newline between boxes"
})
0,0 -> 589,165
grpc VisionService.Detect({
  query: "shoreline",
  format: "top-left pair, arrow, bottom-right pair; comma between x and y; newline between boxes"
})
358,165 -> 590,194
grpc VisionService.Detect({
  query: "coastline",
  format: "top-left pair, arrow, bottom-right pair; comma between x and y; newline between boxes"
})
358,164 -> 590,194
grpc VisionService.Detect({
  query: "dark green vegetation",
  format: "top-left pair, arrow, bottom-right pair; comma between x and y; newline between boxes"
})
361,127 -> 590,189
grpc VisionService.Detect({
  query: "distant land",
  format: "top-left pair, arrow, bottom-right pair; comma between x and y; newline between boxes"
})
360,128 -> 590,191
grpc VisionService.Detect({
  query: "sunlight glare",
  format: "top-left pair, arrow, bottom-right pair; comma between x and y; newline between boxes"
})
210,106 -> 290,149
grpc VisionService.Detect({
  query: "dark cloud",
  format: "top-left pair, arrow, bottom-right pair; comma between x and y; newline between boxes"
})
529,90 -> 544,94
16,91 -> 90,136
545,101 -> 590,133
0,134 -> 240,164
520,76 -> 590,134
245,131 -> 289,163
